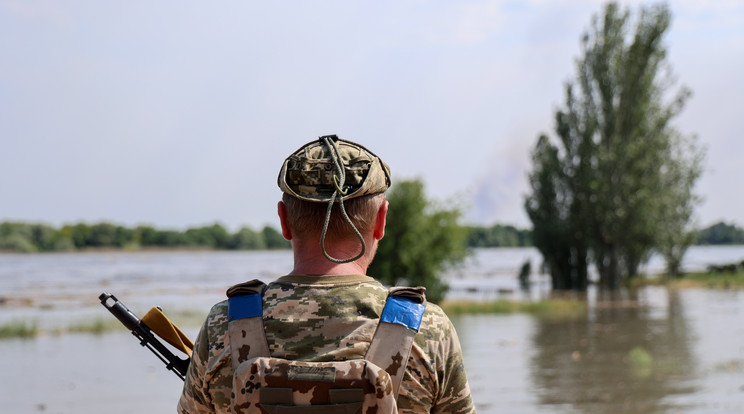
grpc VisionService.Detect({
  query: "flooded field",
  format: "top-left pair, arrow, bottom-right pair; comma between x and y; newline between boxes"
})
1,247 -> 743,413
454,287 -> 744,414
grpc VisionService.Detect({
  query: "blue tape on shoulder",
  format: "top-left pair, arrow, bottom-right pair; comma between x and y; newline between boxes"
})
228,294 -> 263,321
380,296 -> 426,332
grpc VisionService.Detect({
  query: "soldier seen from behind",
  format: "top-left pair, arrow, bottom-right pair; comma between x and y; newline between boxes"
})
178,135 -> 476,413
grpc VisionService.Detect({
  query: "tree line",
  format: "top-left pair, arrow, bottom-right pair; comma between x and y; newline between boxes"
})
1,219 -> 739,254
464,222 -> 743,248
696,222 -> 744,245
0,222 -> 290,253
1,219 -> 525,253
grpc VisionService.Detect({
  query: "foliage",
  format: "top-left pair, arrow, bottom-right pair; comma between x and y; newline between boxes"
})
655,132 -> 704,277
230,227 -> 267,250
525,2 -> 703,289
0,221 -> 288,252
262,226 -> 291,249
368,179 -> 469,303
184,224 -> 231,248
0,223 -> 52,252
464,224 -> 532,247
525,135 -> 587,290
697,222 -> 744,245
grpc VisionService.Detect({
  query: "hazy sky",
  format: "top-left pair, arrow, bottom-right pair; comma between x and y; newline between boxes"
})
1,0 -> 742,230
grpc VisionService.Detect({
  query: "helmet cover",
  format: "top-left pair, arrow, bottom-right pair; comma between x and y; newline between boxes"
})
278,135 -> 391,202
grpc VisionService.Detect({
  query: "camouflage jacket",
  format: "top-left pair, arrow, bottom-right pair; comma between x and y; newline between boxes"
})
178,274 -> 475,413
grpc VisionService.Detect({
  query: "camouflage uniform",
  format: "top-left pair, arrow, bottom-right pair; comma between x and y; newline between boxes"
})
178,274 -> 475,413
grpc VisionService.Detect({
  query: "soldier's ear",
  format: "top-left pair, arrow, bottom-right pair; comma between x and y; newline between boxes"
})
373,200 -> 388,241
277,201 -> 292,241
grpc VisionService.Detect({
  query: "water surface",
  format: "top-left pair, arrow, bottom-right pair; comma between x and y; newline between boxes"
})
1,247 -> 743,413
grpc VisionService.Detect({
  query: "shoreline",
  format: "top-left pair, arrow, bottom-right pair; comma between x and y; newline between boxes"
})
0,246 -> 291,255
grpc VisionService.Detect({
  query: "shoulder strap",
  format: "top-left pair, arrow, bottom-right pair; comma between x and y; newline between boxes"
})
366,286 -> 427,399
226,279 -> 270,370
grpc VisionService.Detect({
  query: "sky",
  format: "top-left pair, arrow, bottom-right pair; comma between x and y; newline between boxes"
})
1,0 -> 742,231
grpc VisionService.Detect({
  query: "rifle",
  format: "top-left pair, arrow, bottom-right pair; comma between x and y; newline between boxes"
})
99,292 -> 191,381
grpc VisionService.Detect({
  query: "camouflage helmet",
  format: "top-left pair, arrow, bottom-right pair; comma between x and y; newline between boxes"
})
278,135 -> 391,264
278,135 -> 391,203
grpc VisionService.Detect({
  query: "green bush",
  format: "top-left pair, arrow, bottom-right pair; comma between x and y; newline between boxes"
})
369,179 -> 469,303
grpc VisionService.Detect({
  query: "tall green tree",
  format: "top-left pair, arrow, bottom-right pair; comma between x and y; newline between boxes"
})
525,2 -> 703,289
368,179 -> 469,303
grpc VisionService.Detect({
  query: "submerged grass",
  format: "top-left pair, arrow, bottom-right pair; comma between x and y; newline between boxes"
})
634,270 -> 744,289
164,308 -> 209,328
66,307 -> 208,335
0,306 -> 208,340
678,271 -> 744,289
441,298 -> 586,319
0,320 -> 38,338
0,320 -> 39,339
67,318 -> 124,334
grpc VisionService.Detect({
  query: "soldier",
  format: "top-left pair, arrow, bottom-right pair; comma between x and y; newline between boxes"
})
178,136 -> 475,413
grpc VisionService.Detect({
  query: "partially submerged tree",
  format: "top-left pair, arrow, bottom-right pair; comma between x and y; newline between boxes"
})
525,2 -> 703,289
526,134 -> 588,290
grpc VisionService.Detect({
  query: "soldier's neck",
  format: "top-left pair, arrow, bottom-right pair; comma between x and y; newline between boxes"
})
289,239 -> 371,276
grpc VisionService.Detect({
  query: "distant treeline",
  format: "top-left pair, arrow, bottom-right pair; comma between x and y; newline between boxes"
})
464,224 -> 532,247
0,222 -> 290,253
462,221 -> 744,248
696,222 -> 744,245
0,220 -> 741,253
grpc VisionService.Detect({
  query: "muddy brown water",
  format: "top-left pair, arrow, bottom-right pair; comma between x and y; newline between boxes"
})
1,248 -> 743,413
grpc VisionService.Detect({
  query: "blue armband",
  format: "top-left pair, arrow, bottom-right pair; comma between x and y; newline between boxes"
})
380,296 -> 426,332
227,294 -> 263,321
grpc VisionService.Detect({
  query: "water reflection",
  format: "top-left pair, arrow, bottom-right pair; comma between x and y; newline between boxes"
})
531,288 -> 697,414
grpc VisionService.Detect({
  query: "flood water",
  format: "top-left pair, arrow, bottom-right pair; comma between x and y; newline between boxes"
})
1,247 -> 743,413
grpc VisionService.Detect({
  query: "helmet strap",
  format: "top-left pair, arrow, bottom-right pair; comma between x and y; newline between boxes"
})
319,136 -> 367,264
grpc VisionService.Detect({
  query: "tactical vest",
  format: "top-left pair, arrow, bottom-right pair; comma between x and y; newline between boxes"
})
226,280 -> 426,414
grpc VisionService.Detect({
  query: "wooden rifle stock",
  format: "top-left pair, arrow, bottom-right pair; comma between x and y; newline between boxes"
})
99,292 -> 190,381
